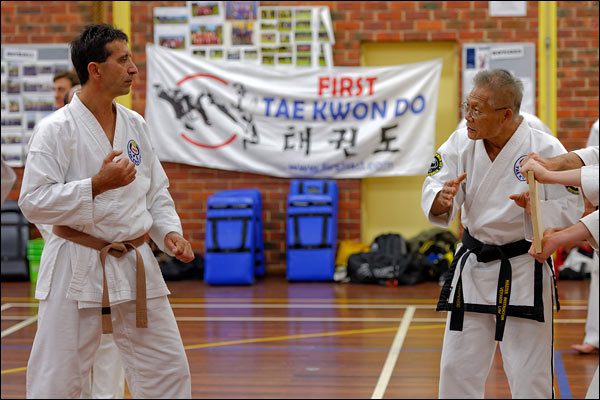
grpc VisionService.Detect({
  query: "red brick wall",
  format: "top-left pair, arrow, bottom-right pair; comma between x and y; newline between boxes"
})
2,1 -> 598,271
556,2 -> 599,148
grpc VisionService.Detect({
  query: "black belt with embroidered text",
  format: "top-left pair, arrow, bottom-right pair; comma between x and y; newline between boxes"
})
436,229 -> 558,341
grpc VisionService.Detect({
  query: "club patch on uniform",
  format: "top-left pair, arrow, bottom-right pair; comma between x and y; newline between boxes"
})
566,186 -> 579,195
513,155 -> 527,181
127,140 -> 141,166
427,153 -> 443,176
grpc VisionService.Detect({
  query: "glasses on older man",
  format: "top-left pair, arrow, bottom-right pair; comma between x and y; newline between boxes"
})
462,101 -> 510,119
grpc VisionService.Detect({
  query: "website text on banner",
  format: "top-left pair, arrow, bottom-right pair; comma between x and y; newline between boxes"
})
145,45 -> 442,178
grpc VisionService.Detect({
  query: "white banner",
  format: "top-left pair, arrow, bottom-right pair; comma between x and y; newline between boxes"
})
145,44 -> 442,178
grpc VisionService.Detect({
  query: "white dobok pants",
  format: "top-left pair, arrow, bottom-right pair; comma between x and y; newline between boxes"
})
80,333 -> 125,399
438,263 -> 554,398
26,261 -> 191,399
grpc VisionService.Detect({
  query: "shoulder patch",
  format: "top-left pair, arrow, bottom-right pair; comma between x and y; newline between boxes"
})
427,153 -> 443,176
566,186 -> 579,195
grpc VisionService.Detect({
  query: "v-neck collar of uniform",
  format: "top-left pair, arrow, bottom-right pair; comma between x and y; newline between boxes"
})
70,93 -> 121,152
474,118 -> 528,168
466,119 -> 529,210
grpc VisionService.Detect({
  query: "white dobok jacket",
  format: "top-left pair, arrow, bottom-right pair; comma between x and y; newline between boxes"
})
19,94 -> 182,306
422,120 -> 582,314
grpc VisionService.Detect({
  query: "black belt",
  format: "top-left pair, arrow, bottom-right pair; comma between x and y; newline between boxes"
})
437,229 -> 558,341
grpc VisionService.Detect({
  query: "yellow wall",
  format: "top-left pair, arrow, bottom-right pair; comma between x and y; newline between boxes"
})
112,1 -> 132,109
360,42 -> 459,243
537,1 -> 557,135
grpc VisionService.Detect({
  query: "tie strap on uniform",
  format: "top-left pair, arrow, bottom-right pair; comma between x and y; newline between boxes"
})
52,225 -> 149,334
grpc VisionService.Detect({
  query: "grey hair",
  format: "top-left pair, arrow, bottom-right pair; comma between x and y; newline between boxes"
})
473,69 -> 523,115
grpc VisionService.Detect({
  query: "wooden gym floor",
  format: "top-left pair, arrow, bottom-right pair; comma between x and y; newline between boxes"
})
1,276 -> 597,398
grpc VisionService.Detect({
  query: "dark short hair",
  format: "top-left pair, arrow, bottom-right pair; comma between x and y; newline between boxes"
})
53,70 -> 80,86
70,24 -> 128,85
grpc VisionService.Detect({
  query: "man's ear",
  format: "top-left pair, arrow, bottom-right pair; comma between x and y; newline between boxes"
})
503,108 -> 513,122
87,62 -> 100,80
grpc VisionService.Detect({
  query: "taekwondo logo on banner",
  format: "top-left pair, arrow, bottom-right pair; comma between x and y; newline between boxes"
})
145,44 -> 442,178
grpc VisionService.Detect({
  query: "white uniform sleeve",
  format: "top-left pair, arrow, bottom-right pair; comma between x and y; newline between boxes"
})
581,210 -> 599,251
141,122 -> 183,254
581,164 -> 599,207
18,124 -> 95,227
536,183 -> 584,230
146,154 -> 183,253
573,146 -> 599,166
421,131 -> 465,227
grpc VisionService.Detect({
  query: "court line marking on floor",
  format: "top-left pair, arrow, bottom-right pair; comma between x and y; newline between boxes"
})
554,350 -> 573,399
175,316 -> 435,322
0,300 -> 587,337
1,366 -> 27,375
1,316 -> 33,321
0,316 -> 37,339
183,321 -> 441,351
1,302 -> 588,311
0,314 -> 587,324
372,306 -> 415,399
169,298 -> 590,305
0,319 -> 589,376
172,303 -> 438,309
184,325 -> 411,350
2,296 -> 589,305
1,323 -> 446,375
172,316 -> 586,323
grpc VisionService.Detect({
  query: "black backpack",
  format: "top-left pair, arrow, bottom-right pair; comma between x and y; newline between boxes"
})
372,233 -> 407,257
158,252 -> 204,281
347,233 -> 427,286
407,228 -> 458,282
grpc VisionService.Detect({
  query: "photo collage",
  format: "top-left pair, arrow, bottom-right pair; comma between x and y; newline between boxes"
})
1,46 -> 70,167
153,1 -> 334,67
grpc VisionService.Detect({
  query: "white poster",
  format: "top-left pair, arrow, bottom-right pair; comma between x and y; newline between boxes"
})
154,24 -> 189,51
145,44 -> 442,178
489,1 -> 527,17
154,7 -> 189,51
491,45 -> 525,60
462,43 -> 536,116
1,45 -> 71,166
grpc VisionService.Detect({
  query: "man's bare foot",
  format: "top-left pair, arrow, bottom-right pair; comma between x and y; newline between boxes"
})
571,343 -> 599,354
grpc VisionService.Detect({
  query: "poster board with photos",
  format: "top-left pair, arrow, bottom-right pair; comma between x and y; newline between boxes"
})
153,1 -> 334,67
462,43 -> 536,116
1,44 -> 71,167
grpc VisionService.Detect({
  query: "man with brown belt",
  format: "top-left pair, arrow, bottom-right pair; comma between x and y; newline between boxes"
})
19,24 -> 194,399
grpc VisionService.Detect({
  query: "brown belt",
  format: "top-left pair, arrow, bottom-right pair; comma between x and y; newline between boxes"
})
52,225 -> 149,334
